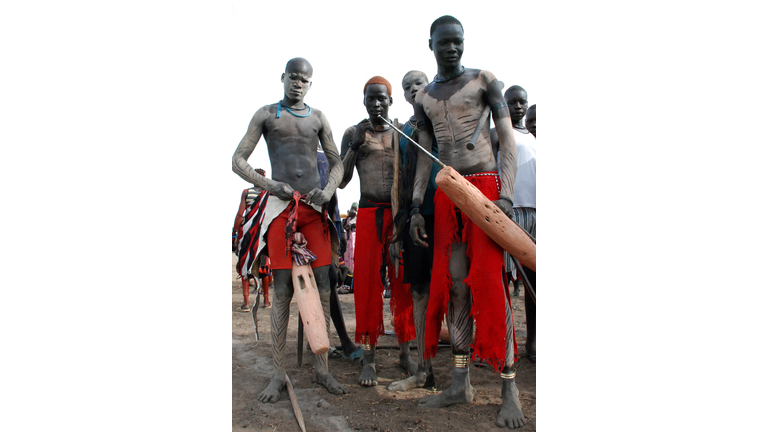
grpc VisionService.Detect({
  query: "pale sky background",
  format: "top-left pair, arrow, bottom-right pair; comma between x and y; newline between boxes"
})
3,1 -> 766,431
223,1 -> 543,214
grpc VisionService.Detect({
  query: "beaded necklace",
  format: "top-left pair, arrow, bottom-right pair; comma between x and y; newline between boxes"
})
276,101 -> 312,118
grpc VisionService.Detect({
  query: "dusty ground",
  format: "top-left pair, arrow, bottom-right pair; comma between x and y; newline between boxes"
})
232,254 -> 536,431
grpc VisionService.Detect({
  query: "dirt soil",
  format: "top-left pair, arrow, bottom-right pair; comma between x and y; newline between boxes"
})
232,255 -> 536,431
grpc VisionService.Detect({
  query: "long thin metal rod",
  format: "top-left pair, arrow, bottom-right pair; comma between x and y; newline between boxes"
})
377,115 -> 446,169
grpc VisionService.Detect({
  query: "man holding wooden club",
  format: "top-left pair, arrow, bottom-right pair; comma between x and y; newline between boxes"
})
408,15 -> 525,429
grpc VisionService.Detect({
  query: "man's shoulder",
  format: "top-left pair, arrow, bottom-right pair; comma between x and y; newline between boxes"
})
476,69 -> 496,81
310,106 -> 326,119
256,103 -> 279,115
250,104 -> 277,123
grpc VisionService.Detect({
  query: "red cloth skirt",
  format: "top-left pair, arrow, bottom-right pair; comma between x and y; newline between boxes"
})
424,172 -> 516,372
353,205 -> 415,346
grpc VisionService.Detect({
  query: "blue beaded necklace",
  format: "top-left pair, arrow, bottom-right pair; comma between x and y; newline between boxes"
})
276,101 -> 312,118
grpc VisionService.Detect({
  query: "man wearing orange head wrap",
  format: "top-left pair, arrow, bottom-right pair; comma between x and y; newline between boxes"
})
339,76 -> 417,387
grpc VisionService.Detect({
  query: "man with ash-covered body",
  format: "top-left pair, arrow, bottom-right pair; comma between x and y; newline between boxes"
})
232,57 -> 349,403
408,16 -> 526,428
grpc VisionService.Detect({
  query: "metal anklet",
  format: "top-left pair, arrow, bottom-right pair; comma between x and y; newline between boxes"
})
500,369 -> 517,380
452,353 -> 470,368
361,335 -> 373,351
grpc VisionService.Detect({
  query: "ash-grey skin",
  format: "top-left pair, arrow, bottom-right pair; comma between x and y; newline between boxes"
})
339,83 -> 418,387
232,57 -> 348,402
388,70 -> 435,392
409,21 -> 525,429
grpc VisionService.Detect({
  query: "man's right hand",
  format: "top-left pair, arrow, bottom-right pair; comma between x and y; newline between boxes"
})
350,119 -> 374,150
409,213 -> 429,248
271,181 -> 295,201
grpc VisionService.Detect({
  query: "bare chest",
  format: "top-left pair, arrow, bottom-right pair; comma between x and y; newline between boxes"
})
356,130 -> 396,177
422,80 -> 485,127
264,113 -> 321,142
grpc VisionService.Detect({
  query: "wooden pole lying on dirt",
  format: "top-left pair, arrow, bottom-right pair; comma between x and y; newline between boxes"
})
377,115 -> 536,271
284,374 -> 307,432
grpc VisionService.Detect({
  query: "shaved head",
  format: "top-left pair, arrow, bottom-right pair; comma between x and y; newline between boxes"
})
504,85 -> 528,123
430,15 -> 463,37
504,85 -> 527,101
285,57 -> 313,76
402,70 -> 428,87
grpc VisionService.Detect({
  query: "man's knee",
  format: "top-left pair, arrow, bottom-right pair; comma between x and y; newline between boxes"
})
271,269 -> 294,301
312,265 -> 331,295
411,282 -> 430,300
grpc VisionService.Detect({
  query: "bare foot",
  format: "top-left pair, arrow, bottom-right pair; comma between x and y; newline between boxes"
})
389,364 -> 435,392
257,377 -> 285,403
314,372 -> 349,395
495,379 -> 525,429
359,352 -> 378,386
418,368 -> 473,408
359,364 -> 378,386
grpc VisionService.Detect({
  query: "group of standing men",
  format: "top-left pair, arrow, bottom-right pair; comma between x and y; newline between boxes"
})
231,15 -> 536,429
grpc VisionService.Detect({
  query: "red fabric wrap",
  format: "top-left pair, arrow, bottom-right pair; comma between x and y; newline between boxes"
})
266,200 -> 331,270
424,172 -> 517,372
353,206 -> 415,346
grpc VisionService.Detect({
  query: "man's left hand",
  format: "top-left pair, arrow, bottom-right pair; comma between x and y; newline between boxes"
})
494,199 -> 515,219
306,188 -> 332,206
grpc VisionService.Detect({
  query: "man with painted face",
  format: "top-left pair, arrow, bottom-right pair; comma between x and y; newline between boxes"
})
339,76 -> 417,387
409,16 -> 525,428
232,57 -> 349,403
388,70 -> 440,392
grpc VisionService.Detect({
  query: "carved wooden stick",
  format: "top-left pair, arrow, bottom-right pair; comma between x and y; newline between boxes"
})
391,120 -> 401,278
435,167 -> 536,271
292,261 -> 329,355
378,115 -> 536,270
